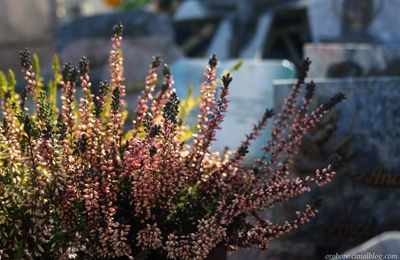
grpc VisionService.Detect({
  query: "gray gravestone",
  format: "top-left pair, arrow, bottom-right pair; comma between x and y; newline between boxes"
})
309,0 -> 400,44
274,77 -> 400,254
304,43 -> 400,78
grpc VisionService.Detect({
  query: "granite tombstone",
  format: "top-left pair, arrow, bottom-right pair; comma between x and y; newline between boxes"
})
274,77 -> 400,255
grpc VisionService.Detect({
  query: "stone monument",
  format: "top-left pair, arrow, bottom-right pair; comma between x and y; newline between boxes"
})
270,1 -> 400,257
274,77 -> 400,257
307,0 -> 400,78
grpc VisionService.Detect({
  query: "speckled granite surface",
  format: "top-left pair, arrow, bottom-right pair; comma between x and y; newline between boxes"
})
272,77 -> 400,256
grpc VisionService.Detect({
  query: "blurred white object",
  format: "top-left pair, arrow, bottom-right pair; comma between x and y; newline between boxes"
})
334,232 -> 400,259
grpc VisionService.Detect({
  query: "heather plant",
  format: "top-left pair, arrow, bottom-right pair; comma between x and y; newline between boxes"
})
0,22 -> 345,260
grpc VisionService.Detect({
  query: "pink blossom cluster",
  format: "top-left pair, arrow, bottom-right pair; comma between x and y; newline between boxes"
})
0,22 -> 345,259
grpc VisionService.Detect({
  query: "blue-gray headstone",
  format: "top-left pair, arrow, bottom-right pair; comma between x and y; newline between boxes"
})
274,77 -> 400,253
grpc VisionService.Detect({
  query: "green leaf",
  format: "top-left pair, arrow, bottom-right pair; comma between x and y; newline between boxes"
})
228,60 -> 244,73
48,55 -> 61,115
0,71 -> 7,98
7,70 -> 16,93
32,54 -> 44,94
32,54 -> 41,75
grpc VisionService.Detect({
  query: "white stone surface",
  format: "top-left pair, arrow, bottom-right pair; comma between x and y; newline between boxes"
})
338,232 -> 400,259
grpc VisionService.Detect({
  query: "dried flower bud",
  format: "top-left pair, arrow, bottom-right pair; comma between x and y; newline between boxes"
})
305,81 -> 315,100
113,21 -> 124,37
111,87 -> 121,111
57,113 -> 67,139
161,83 -> 169,93
20,48 -> 32,70
62,63 -> 72,81
222,73 -> 233,87
297,58 -> 311,83
149,146 -> 157,157
323,92 -> 346,110
208,54 -> 218,68
42,123 -> 53,139
143,113 -> 153,133
148,125 -> 161,138
151,56 -> 162,69
79,56 -> 90,75
163,92 -> 180,123
69,67 -> 79,83
238,144 -> 249,156
163,64 -> 171,77
74,134 -> 88,154
62,63 -> 79,82
264,109 -> 274,118
98,81 -> 109,98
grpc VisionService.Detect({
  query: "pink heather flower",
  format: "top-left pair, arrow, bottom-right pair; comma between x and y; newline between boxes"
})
0,23 -> 346,259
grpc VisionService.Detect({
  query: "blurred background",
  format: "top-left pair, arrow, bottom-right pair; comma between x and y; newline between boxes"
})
1,0 -> 400,259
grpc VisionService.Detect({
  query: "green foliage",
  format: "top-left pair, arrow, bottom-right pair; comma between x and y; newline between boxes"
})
225,60 -> 244,75
47,55 -> 62,114
7,70 -> 16,93
0,71 -> 7,98
33,54 -> 44,94
178,86 -> 200,142
118,0 -> 150,10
